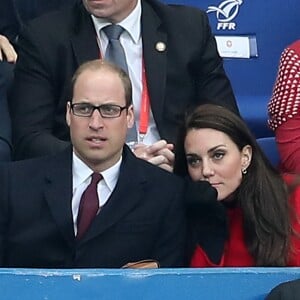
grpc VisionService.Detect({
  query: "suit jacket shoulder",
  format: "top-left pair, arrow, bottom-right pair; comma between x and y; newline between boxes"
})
22,2 -> 87,42
144,0 -> 209,36
1,147 -> 73,195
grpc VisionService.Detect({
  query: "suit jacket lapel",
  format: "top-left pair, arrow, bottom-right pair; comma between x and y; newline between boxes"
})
44,147 -> 75,249
142,0 -> 167,129
71,4 -> 99,67
80,147 -> 147,243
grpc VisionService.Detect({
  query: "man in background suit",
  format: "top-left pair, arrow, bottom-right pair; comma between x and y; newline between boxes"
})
0,60 -> 188,268
9,0 -> 239,170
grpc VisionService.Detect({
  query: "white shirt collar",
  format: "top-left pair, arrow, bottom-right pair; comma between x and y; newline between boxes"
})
91,0 -> 141,44
72,152 -> 122,193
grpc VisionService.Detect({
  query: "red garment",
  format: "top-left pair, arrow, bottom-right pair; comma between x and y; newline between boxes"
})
190,175 -> 300,267
190,207 -> 254,267
275,116 -> 300,173
268,40 -> 300,173
268,40 -> 300,131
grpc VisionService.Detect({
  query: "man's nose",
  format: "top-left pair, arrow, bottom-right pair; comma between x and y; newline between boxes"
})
89,109 -> 104,129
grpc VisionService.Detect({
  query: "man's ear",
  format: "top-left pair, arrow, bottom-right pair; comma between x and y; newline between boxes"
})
127,104 -> 135,129
66,101 -> 71,127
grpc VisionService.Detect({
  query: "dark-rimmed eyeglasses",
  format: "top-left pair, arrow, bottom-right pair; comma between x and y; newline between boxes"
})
70,103 -> 128,118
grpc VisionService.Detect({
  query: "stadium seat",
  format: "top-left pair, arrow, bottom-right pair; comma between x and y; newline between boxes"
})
257,136 -> 280,167
165,0 -> 300,138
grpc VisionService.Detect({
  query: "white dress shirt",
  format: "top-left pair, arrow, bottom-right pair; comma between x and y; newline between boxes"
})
72,152 -> 121,234
91,0 -> 161,145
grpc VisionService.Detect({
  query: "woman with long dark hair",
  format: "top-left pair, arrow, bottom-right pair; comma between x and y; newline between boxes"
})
174,104 -> 300,266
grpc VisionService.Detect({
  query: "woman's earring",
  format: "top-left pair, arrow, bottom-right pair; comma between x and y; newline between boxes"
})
242,168 -> 247,175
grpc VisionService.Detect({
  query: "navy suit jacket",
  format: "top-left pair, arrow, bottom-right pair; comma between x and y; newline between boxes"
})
10,0 -> 238,160
0,146 -> 186,268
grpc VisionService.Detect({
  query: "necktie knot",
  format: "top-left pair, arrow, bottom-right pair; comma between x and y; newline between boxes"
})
90,172 -> 102,185
103,24 -> 124,40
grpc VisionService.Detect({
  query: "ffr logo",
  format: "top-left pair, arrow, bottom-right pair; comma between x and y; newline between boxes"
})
207,0 -> 243,30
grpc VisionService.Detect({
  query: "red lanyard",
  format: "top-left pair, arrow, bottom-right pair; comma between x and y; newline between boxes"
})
99,50 -> 150,142
139,60 -> 150,141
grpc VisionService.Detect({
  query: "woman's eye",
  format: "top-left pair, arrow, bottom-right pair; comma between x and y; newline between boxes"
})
213,152 -> 224,160
186,157 -> 201,167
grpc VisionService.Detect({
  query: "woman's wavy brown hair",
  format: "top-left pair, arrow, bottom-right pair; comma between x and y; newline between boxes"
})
174,104 -> 291,266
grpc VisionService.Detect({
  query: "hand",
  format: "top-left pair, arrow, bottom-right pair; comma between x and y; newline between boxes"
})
0,35 -> 17,63
133,140 -> 174,172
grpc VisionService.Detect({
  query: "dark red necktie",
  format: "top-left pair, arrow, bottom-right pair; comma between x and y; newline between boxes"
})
76,172 -> 102,240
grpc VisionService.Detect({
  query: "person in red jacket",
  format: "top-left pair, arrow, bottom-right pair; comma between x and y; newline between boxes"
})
268,40 -> 300,174
174,104 -> 300,267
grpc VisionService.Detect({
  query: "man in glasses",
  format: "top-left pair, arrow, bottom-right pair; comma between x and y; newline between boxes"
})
0,60 -> 188,268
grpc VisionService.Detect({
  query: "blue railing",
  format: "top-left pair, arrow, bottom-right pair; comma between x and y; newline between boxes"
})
1,267 -> 300,299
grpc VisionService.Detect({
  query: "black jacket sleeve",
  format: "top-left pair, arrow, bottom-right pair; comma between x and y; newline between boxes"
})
185,180 -> 228,265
